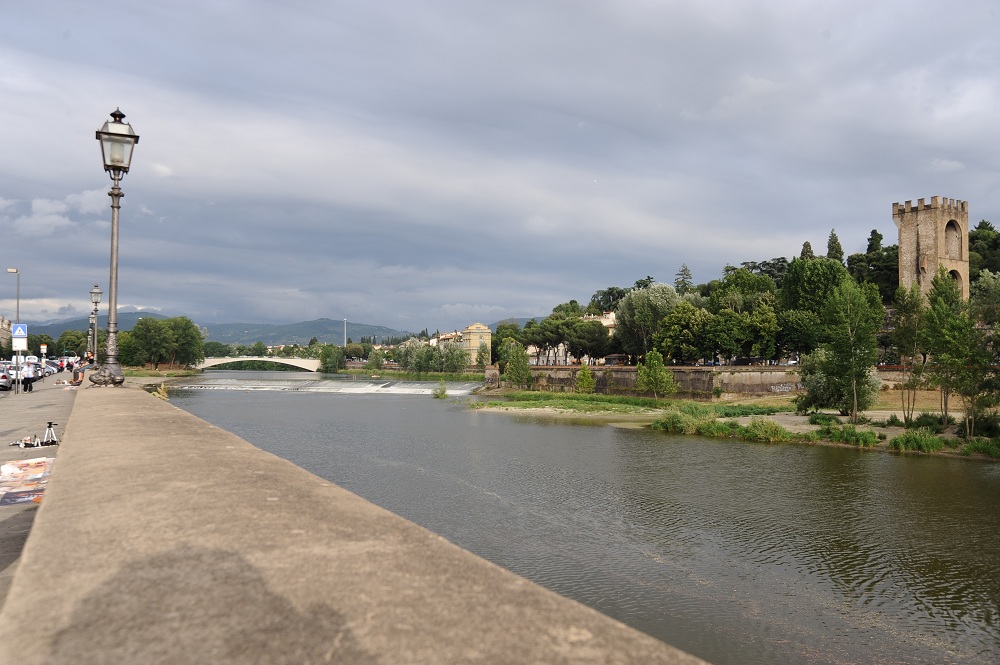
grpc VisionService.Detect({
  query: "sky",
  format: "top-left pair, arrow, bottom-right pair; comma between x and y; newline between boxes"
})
3,1 -> 1000,334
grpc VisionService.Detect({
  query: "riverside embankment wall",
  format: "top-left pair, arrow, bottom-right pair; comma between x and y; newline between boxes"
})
0,386 -> 706,665
528,365 -> 803,396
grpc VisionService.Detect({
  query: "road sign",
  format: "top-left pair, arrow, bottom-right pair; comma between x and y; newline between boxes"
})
40,344 -> 47,355
11,324 -> 27,338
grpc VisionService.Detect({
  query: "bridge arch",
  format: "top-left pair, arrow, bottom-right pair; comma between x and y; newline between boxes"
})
196,356 -> 321,372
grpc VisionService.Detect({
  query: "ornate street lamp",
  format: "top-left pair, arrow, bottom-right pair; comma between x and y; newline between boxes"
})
90,284 -> 102,359
6,268 -> 19,323
6,268 -> 19,394
91,109 -> 138,386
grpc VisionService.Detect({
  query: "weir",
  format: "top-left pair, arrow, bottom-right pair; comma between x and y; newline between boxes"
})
0,386 -> 705,664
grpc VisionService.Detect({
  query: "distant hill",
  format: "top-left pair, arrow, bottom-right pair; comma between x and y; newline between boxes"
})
26,315 -> 414,347
487,316 -> 546,331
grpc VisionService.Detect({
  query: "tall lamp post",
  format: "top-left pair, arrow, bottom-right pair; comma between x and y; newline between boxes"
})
6,268 -> 19,324
90,284 -> 102,359
6,268 -> 19,394
91,109 -> 139,386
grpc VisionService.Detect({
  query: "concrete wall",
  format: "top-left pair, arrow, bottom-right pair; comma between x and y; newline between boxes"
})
524,365 -> 803,396
0,386 -> 706,665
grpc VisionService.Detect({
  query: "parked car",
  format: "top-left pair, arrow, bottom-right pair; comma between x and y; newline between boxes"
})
0,365 -> 11,391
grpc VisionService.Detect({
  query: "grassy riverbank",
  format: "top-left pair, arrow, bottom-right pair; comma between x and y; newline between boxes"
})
473,389 -> 1000,460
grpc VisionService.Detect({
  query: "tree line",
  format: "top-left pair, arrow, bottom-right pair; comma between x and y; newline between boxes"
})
491,224 -> 1000,435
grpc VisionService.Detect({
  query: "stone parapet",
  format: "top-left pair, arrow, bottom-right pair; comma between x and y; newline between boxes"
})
0,386 -> 705,665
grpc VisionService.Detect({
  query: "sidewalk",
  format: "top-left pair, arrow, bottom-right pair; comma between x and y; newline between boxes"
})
0,374 -> 76,602
0,384 -> 705,664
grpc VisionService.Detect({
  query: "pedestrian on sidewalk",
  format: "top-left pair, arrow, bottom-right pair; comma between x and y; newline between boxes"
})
23,361 -> 35,393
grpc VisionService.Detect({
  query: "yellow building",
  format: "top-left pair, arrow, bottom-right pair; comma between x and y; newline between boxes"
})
461,323 -> 492,365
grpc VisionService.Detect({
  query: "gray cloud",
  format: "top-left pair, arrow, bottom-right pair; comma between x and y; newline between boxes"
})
2,1 -> 1000,332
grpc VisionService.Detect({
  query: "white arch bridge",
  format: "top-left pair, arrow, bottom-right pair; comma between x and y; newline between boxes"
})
197,357 -> 322,372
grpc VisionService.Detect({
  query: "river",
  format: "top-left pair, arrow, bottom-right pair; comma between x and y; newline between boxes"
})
170,371 -> 1000,665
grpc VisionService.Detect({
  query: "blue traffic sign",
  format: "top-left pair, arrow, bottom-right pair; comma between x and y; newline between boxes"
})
11,324 -> 27,338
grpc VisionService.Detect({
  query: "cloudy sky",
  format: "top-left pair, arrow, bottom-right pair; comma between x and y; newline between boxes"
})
2,1 -> 999,333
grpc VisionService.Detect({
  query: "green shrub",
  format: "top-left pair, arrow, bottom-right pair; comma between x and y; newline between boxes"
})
873,413 -> 904,428
819,424 -> 878,447
575,364 -> 596,394
696,420 -> 742,438
808,412 -> 840,426
888,429 -> 945,453
961,438 -> 1000,458
713,405 -> 783,418
956,412 -> 1000,439
742,417 -> 793,442
651,412 -> 703,435
908,413 -> 952,433
432,380 -> 448,399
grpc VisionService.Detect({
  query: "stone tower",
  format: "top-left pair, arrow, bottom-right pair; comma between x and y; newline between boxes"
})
892,196 -> 969,300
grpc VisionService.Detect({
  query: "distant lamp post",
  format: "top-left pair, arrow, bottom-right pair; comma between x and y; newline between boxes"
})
91,109 -> 139,386
90,284 -> 102,358
5,268 -> 18,323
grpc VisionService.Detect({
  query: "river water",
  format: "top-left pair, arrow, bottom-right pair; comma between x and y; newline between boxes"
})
171,372 -> 1000,665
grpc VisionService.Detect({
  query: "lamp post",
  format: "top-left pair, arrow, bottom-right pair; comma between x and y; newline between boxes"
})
90,284 -> 102,359
6,268 -> 18,323
91,109 -> 139,386
6,268 -> 19,394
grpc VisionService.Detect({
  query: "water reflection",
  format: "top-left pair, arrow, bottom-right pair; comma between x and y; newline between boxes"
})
171,378 -> 1000,665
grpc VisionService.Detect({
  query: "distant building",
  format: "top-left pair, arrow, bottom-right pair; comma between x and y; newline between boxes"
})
893,196 -> 970,300
460,323 -> 492,364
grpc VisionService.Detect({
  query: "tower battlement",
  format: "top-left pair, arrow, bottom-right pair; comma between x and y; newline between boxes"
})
892,196 -> 968,217
892,194 -> 969,300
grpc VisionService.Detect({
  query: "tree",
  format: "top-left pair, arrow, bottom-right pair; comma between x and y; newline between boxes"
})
921,268 -> 990,432
501,339 -> 532,389
892,283 -> 926,424
551,300 -> 584,318
826,229 -> 844,263
365,348 -> 385,371
971,269 -> 1000,325
633,276 -> 655,290
440,342 -> 468,373
635,349 -> 676,399
747,299 -> 779,360
866,229 -> 883,254
655,300 -> 711,364
249,341 -> 269,356
319,345 -> 345,372
705,308 -> 745,364
741,257 -> 789,290
707,268 -> 776,315
116,331 -> 140,367
776,309 -> 823,360
820,280 -> 885,422
575,364 -> 596,394
587,286 -> 629,314
475,342 -> 490,370
614,283 -> 679,360
492,321 -> 521,363
131,318 -> 175,369
55,330 -> 88,357
800,241 -> 815,259
204,340 -> 231,357
565,319 -> 609,364
167,317 -> 205,367
780,257 -> 851,316
674,264 -> 694,295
